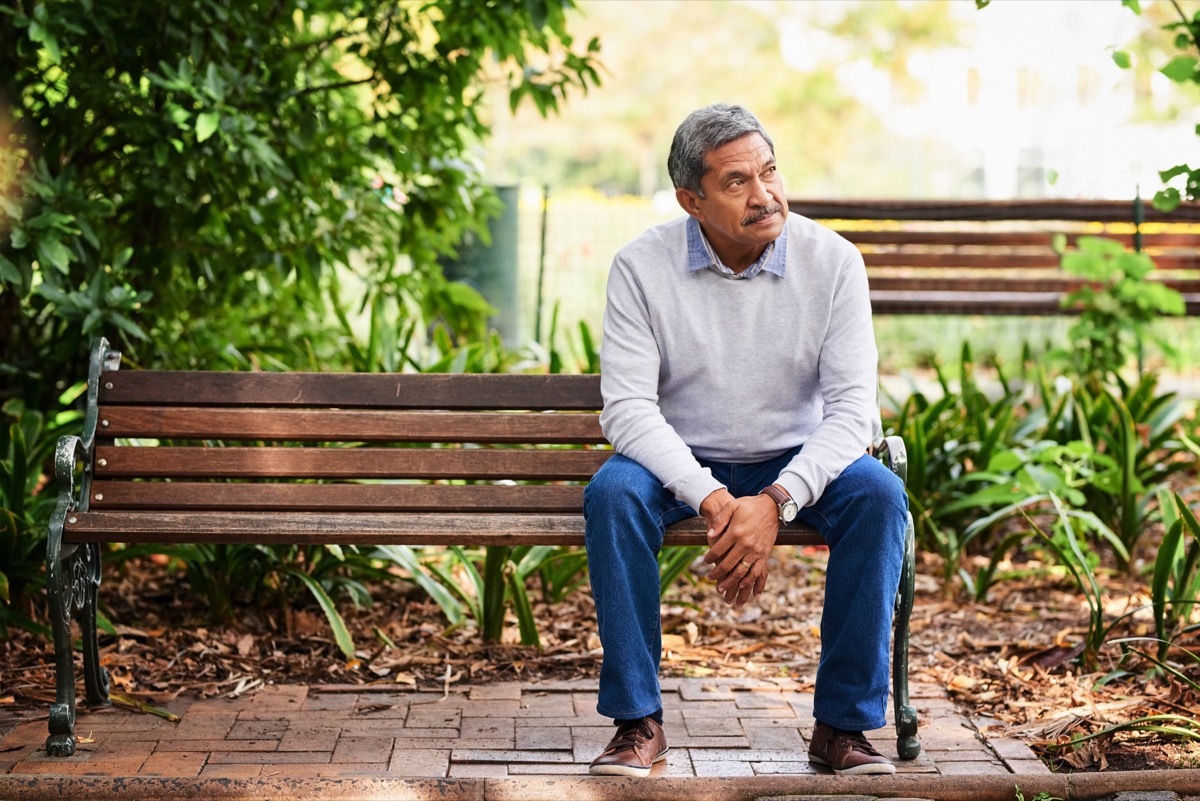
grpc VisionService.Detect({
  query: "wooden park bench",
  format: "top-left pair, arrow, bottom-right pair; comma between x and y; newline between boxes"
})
45,337 -> 921,761
788,198 -> 1200,316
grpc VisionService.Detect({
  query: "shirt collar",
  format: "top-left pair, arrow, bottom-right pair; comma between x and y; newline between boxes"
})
685,216 -> 788,278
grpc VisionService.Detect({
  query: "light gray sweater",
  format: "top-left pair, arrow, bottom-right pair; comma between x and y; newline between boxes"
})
598,213 -> 879,513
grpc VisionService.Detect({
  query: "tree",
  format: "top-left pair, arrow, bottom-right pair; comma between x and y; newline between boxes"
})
0,0 -> 600,408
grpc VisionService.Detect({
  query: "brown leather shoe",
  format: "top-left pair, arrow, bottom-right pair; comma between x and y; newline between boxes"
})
588,717 -> 669,777
807,721 -> 896,775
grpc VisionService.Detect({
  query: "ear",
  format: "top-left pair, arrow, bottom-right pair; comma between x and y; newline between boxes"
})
675,187 -> 704,220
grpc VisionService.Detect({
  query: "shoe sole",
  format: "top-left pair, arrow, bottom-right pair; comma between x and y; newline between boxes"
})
809,753 -> 896,776
588,747 -> 670,777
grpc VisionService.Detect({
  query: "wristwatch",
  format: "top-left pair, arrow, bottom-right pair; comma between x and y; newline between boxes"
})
759,484 -> 799,525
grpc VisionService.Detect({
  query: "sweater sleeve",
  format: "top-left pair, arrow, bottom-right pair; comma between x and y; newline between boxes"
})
773,249 -> 880,508
598,250 -> 725,512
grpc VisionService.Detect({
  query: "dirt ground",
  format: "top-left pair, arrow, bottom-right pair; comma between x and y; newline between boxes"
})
4,545 -> 1199,773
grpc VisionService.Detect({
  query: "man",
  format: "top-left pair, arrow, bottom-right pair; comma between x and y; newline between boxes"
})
584,104 -> 907,778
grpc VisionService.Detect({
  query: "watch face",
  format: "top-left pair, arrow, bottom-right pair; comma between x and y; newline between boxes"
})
781,501 -> 799,524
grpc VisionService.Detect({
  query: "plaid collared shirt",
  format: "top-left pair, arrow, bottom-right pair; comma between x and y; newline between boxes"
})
685,216 -> 789,279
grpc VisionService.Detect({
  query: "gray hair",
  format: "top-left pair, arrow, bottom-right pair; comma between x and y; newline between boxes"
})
667,104 -> 775,197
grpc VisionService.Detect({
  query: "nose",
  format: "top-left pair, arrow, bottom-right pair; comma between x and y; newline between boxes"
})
747,177 -> 772,207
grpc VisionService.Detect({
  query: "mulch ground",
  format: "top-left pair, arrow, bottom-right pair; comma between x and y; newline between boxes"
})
4,546 -> 1200,773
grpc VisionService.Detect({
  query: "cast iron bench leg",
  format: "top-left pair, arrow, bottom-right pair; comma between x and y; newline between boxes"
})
893,513 -> 920,759
44,436 -> 110,757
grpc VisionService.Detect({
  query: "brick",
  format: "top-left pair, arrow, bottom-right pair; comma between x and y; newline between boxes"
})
1,722 -> 52,746
515,694 -> 576,718
302,693 -> 359,712
250,685 -> 308,708
155,739 -> 278,752
751,760 -> 817,775
405,706 -> 461,729
1007,758 -> 1053,775
734,693 -> 792,709
684,716 -> 744,737
138,750 -> 207,777
459,700 -> 521,717
935,760 -> 1010,775
208,751 -> 332,765
926,746 -> 1001,761
507,762 -> 590,775
320,763 -> 391,776
745,726 -> 803,750
460,717 -> 514,740
515,727 -> 571,750
468,684 -> 522,701
693,760 -> 755,777
671,734 -> 750,748
678,681 -> 738,701
986,736 -> 1040,761
449,762 -> 509,778
685,706 -> 795,719
453,748 -> 572,764
690,748 -> 802,762
278,726 -> 341,752
228,719 -> 287,740
388,748 -> 451,777
169,717 -> 236,740
332,736 -> 395,764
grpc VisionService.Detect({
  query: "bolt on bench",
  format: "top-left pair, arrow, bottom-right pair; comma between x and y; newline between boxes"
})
45,337 -> 920,760
788,198 -> 1200,315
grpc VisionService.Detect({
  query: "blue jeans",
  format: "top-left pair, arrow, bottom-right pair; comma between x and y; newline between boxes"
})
583,447 -> 907,731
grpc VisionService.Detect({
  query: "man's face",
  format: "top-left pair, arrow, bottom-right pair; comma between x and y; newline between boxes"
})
676,132 -> 787,269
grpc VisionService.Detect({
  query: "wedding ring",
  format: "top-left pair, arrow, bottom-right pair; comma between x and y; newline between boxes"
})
740,559 -> 753,569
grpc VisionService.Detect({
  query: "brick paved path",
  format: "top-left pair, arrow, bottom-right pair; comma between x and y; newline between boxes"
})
1,678 -> 1047,780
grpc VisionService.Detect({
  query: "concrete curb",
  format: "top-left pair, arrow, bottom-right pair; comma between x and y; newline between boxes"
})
2,770 -> 1198,801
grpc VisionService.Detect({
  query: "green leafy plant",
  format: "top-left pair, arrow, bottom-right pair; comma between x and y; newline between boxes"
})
0,389 -> 84,638
1,0 -> 601,413
1055,236 -> 1185,385
1113,0 -> 1200,212
1151,490 -> 1200,659
1063,375 -> 1192,568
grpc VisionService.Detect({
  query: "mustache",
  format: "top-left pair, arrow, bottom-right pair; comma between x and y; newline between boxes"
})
741,205 -> 782,226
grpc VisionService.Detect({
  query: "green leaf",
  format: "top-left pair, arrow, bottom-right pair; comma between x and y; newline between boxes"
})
36,238 -> 72,273
506,569 -> 540,647
1154,187 -> 1182,212
27,20 -> 61,62
1120,0 -> 1141,13
284,569 -> 356,661
196,111 -> 221,143
1160,55 -> 1198,83
1112,50 -> 1132,69
0,253 -> 21,285
1160,164 -> 1191,182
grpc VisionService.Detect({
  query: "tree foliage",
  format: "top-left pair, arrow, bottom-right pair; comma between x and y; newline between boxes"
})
0,0 -> 600,407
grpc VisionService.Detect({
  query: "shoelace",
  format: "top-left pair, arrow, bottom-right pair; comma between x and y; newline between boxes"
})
603,719 -> 655,756
832,730 -> 884,758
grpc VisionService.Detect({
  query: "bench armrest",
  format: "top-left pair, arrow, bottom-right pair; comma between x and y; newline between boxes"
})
875,435 -> 908,487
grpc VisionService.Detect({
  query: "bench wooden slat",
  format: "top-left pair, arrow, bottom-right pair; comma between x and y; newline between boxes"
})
63,511 -> 826,547
93,445 -> 612,480
97,407 -> 606,444
836,230 -> 1200,248
874,291 -> 1200,315
790,198 -> 1200,223
100,372 -> 603,410
869,276 -> 1200,294
862,251 -> 1200,271
88,481 -> 587,512
871,291 -> 1070,315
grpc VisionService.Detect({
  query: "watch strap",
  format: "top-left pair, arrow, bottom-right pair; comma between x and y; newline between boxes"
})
758,484 -> 792,509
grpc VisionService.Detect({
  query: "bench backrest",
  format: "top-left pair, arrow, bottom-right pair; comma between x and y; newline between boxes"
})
90,372 -> 609,516
789,198 -> 1200,315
